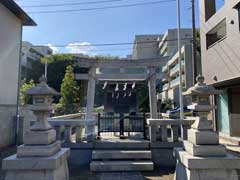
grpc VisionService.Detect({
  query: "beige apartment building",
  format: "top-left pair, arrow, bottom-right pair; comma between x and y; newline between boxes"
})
158,29 -> 196,106
199,0 -> 240,143
132,34 -> 163,60
131,29 -> 200,108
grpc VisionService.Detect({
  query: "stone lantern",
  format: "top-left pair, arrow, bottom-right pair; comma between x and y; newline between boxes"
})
183,75 -> 222,132
23,75 -> 59,146
174,75 -> 240,180
2,75 -> 70,180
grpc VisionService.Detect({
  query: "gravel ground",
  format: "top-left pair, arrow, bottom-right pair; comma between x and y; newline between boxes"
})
0,146 -> 174,180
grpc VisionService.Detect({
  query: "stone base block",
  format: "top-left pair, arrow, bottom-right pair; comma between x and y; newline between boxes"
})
17,141 -> 61,157
174,148 -> 240,180
188,129 -> 218,145
2,148 -> 70,180
183,141 -> 226,157
24,129 -> 56,145
175,161 -> 239,180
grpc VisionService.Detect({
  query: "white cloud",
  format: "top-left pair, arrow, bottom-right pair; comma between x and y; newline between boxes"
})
47,44 -> 59,54
66,42 -> 95,55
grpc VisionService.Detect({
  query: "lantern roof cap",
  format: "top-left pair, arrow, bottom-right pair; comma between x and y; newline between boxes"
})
24,75 -> 60,96
183,75 -> 222,96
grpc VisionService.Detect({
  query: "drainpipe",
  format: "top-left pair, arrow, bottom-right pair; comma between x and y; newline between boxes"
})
15,25 -> 23,145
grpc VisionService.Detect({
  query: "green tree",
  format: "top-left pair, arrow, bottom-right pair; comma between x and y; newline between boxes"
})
20,79 -> 35,105
137,85 -> 150,112
59,65 -> 80,114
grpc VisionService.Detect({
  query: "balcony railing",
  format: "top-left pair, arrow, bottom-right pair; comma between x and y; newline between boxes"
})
162,64 -> 168,73
148,119 -> 195,142
169,62 -> 185,77
162,83 -> 169,91
170,76 -> 185,88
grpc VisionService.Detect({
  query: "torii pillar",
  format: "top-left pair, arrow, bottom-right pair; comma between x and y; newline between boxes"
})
148,66 -> 159,142
85,67 -> 96,141
148,66 -> 158,119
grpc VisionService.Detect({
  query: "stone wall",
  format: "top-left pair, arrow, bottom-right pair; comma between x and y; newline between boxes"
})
0,105 -> 16,148
0,4 -> 22,105
0,105 -> 36,149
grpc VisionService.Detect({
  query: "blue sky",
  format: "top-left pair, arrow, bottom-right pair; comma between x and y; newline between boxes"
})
17,0 -> 200,57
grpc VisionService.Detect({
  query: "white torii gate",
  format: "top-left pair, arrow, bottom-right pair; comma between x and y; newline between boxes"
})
75,57 -> 168,141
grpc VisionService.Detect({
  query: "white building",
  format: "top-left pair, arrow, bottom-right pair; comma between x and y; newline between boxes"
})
0,0 -> 36,147
131,29 -> 197,107
157,29 -> 199,106
132,34 -> 163,60
21,41 -> 52,78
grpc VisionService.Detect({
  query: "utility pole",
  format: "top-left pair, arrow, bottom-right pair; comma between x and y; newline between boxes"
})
177,0 -> 184,120
45,59 -> 48,78
191,0 -> 197,83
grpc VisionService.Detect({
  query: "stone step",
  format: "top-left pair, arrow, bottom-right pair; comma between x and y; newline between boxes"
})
92,150 -> 152,160
95,140 -> 150,150
90,161 -> 154,172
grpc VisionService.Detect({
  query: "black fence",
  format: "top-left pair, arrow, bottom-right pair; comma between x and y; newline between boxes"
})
98,113 -> 147,139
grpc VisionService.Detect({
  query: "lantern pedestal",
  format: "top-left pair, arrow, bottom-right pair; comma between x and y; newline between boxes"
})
174,148 -> 240,180
2,148 -> 70,180
24,129 -> 56,145
17,141 -> 61,157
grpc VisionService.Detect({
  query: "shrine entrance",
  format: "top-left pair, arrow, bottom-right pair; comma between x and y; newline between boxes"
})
74,57 -> 168,141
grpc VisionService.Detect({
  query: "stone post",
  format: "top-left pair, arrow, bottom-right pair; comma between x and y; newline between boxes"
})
2,75 -> 70,180
64,125 -> 72,143
160,125 -> 168,142
76,125 -> 84,141
54,125 -> 62,141
148,67 -> 158,119
181,124 -> 191,140
85,67 -> 96,141
174,75 -> 240,180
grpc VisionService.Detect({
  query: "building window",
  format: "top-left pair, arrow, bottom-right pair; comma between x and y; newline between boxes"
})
205,0 -> 225,21
206,19 -> 226,49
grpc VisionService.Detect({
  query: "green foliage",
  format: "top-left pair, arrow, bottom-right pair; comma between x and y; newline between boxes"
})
59,65 -> 80,114
94,55 -> 119,60
137,85 -> 150,112
41,54 -> 73,64
95,84 -> 105,106
24,53 -> 120,114
94,106 -> 104,113
196,29 -> 201,53
24,59 -> 44,83
20,79 -> 35,105
40,54 -> 77,94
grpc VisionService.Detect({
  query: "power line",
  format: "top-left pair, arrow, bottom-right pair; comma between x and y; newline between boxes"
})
21,0 -> 124,8
22,37 -> 193,48
27,0 -> 176,14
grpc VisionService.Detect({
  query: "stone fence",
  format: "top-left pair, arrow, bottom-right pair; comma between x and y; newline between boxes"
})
48,113 -> 98,144
147,118 -> 196,167
148,118 -> 195,142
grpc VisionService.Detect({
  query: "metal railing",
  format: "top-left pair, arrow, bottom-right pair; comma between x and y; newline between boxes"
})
98,113 -> 147,139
